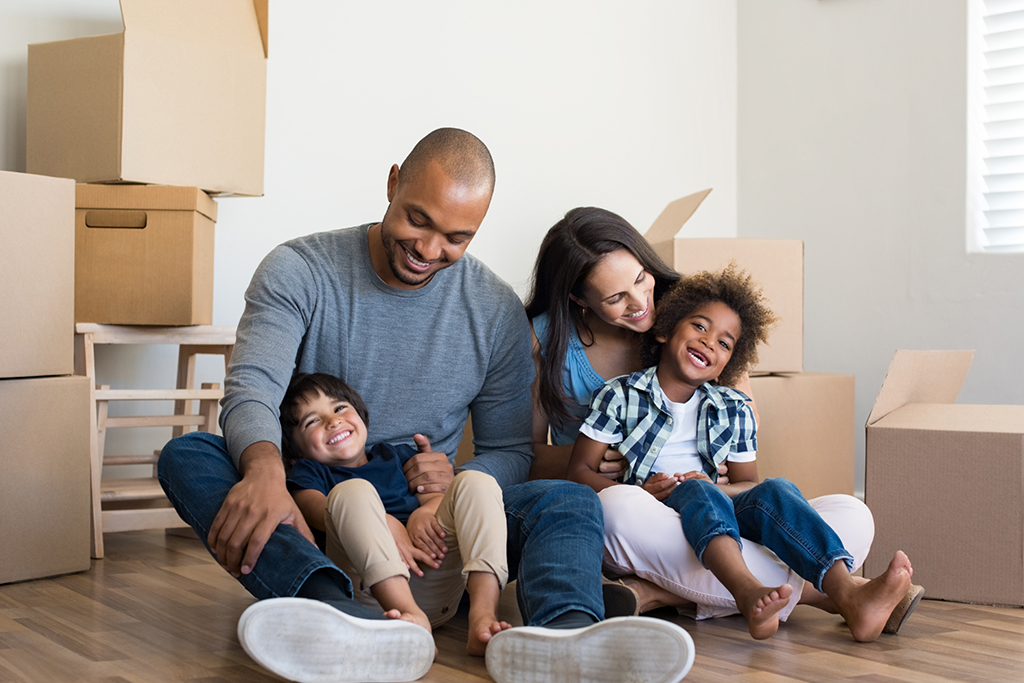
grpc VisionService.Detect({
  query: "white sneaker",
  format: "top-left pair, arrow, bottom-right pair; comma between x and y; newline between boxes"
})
485,616 -> 695,683
237,597 -> 434,683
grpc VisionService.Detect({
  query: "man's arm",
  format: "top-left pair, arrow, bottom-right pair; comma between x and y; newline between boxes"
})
213,246 -> 319,574
455,300 -> 535,489
208,441 -> 314,576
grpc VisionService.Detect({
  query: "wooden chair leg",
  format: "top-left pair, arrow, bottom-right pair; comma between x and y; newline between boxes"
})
199,382 -> 220,434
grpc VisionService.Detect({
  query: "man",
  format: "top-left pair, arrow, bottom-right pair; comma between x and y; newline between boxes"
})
159,128 -> 694,683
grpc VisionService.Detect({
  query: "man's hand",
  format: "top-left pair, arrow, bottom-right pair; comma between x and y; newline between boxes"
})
402,433 -> 454,495
597,448 -> 628,480
207,442 -> 314,577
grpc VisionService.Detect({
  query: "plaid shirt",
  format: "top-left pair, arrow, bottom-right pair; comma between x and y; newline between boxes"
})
582,365 -> 756,485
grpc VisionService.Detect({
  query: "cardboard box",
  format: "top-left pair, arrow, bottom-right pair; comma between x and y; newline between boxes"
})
644,190 -> 804,373
27,0 -> 269,196
749,372 -> 855,499
864,350 -> 1024,606
0,376 -> 91,584
75,184 -> 217,326
0,171 -> 75,379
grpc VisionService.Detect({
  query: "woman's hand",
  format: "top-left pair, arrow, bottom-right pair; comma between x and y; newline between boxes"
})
385,515 -> 437,576
598,448 -> 628,480
641,472 -> 680,501
716,463 -> 730,486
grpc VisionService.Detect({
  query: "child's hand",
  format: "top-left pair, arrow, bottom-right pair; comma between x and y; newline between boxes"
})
407,507 -> 447,561
385,515 -> 438,576
641,472 -> 679,501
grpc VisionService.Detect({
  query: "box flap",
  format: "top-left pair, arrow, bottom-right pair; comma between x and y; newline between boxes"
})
119,0 -> 265,57
867,350 -> 975,426
76,185 -> 218,222
644,189 -> 713,243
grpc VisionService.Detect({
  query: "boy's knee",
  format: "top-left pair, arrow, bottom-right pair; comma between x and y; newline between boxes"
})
451,469 -> 500,496
756,477 -> 802,503
326,478 -> 380,511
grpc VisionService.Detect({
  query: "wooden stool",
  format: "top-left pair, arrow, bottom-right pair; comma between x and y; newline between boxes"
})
74,324 -> 236,558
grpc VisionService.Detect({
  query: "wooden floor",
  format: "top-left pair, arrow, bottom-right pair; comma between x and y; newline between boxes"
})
2,531 -> 1023,682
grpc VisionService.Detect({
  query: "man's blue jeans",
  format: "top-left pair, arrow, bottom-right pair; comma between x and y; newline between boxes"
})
664,477 -> 854,592
157,431 -> 605,626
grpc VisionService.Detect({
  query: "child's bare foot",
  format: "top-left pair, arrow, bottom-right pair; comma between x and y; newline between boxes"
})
835,551 -> 913,642
383,607 -> 433,635
737,583 -> 792,640
466,606 -> 512,656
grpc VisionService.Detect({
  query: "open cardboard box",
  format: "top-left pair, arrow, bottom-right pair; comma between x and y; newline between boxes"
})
0,171 -> 75,379
75,184 -> 217,326
750,372 -> 855,499
28,0 -> 269,197
864,350 -> 1024,606
644,190 -> 804,374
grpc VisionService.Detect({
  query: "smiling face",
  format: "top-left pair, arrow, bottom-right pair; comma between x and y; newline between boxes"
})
289,390 -> 369,468
372,160 -> 491,289
573,249 -> 657,333
656,301 -> 741,401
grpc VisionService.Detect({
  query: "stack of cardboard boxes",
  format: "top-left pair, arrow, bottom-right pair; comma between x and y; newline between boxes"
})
27,0 -> 270,325
0,171 -> 91,584
1,0 -> 269,573
643,190 -> 855,500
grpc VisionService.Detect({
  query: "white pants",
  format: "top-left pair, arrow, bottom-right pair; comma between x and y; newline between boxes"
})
599,485 -> 875,621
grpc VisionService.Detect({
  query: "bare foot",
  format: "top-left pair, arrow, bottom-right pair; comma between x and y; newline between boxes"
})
466,606 -> 512,656
621,576 -> 689,613
834,551 -> 913,643
737,583 -> 793,640
383,607 -> 433,635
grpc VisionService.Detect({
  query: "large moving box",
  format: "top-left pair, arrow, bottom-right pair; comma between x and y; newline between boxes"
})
0,171 -> 75,379
750,372 -> 855,499
864,350 -> 1024,606
75,184 -> 217,326
27,0 -> 269,196
0,376 -> 91,584
644,190 -> 804,374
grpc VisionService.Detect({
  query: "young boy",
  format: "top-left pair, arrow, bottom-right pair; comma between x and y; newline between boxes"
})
568,265 -> 922,642
281,372 -> 512,655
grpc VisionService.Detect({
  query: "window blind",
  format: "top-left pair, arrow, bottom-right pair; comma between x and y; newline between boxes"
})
970,0 -> 1024,252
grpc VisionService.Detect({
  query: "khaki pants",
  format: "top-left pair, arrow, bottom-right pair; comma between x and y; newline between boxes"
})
324,469 -> 508,628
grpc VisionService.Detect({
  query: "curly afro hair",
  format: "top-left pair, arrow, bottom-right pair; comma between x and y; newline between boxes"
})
642,263 -> 778,388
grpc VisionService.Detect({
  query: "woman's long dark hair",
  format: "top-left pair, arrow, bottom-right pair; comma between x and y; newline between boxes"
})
524,207 -> 679,427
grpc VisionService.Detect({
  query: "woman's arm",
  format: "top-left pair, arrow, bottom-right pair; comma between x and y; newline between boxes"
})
567,434 -> 623,493
292,488 -> 328,532
716,459 -> 758,498
528,324 -> 628,481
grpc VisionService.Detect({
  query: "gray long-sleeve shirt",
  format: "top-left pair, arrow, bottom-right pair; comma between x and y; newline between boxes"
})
221,224 -> 535,490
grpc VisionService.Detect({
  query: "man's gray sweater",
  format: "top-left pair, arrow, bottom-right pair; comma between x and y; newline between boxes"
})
221,224 -> 535,489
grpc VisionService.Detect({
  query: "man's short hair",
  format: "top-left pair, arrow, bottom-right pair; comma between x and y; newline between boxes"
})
399,127 -> 495,192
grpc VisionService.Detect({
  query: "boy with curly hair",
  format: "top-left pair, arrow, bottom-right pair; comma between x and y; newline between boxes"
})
569,264 -> 918,642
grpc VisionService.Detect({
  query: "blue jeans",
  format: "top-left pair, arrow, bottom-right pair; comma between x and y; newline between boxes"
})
664,477 -> 854,591
158,431 -> 605,626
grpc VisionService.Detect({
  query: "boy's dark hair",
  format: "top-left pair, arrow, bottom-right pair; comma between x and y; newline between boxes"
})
279,373 -> 370,466
642,264 -> 777,387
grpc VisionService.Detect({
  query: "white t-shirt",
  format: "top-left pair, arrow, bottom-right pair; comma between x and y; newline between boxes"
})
580,389 -> 756,476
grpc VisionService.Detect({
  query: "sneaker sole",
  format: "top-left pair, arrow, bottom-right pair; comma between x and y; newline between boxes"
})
485,616 -> 695,683
237,597 -> 434,683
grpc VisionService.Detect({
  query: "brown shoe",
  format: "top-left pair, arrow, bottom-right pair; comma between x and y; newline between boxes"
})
602,576 -> 641,617
883,584 -> 924,634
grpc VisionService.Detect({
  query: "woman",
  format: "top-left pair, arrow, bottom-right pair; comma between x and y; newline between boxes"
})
524,206 -> 880,623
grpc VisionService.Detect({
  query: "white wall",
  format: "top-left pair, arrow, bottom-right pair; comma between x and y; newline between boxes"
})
737,0 -> 1024,495
0,1 -> 738,466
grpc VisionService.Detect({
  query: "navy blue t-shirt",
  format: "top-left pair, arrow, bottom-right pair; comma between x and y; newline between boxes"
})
286,442 -> 420,523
